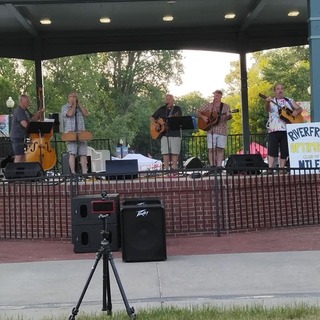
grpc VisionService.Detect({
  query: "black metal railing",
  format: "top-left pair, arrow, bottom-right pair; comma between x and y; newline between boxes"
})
0,167 -> 319,240
0,134 -> 268,174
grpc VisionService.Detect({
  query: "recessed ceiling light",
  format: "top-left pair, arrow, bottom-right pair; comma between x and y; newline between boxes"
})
288,11 -> 299,17
163,15 -> 174,22
167,1 -> 176,3
40,18 -> 51,25
225,13 -> 236,19
100,17 -> 111,24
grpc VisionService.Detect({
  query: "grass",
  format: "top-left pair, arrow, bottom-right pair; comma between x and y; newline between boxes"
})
2,304 -> 320,320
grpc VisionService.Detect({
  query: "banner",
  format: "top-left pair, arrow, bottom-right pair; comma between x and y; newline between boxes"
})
287,122 -> 320,169
0,115 -> 9,136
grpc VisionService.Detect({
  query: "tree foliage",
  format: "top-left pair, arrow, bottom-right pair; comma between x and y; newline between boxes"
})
224,46 -> 310,138
0,51 -> 183,156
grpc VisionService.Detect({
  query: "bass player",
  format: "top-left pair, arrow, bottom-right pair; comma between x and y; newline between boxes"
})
151,94 -> 182,172
196,89 -> 232,171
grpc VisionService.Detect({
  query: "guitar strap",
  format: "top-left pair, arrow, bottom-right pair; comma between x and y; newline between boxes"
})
284,97 -> 294,110
217,102 -> 224,122
168,106 -> 175,117
275,97 -> 294,111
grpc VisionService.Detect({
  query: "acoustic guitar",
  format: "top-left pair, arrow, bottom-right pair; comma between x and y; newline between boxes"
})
198,109 -> 239,131
259,93 -> 304,124
150,118 -> 167,140
150,111 -> 180,140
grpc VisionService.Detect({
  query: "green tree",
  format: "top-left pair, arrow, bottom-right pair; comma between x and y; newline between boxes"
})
224,46 -> 310,138
262,46 -> 310,101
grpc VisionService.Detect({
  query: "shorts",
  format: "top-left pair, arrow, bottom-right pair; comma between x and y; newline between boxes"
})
161,136 -> 181,155
267,131 -> 288,159
66,141 -> 88,156
207,133 -> 227,149
11,138 -> 26,156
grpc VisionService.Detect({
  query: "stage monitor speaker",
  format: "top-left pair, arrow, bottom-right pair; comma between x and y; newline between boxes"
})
105,159 -> 138,180
184,157 -> 203,169
4,162 -> 45,179
71,194 -> 120,225
225,154 -> 268,174
121,204 -> 167,262
72,223 -> 119,253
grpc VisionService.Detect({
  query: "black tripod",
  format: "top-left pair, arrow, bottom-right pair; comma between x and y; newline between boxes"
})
69,214 -> 136,319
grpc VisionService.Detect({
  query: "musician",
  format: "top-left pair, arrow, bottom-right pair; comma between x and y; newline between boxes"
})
61,92 -> 89,175
10,94 -> 43,163
196,90 -> 232,170
151,94 -> 182,171
265,83 -> 302,168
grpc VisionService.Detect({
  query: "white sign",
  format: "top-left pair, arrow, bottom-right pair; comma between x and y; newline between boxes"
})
287,122 -> 320,169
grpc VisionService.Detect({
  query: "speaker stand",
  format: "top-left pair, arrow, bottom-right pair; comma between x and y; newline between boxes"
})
69,214 -> 136,320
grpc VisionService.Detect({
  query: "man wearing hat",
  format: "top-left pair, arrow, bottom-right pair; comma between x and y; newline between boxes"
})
196,90 -> 232,171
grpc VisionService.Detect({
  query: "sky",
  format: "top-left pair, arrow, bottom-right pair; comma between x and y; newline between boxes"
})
168,50 -> 240,98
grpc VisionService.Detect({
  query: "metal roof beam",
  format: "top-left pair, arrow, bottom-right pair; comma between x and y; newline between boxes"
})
240,0 -> 268,31
5,3 -> 38,37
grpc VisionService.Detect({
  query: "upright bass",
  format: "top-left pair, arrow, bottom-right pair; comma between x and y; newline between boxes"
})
26,87 -> 57,171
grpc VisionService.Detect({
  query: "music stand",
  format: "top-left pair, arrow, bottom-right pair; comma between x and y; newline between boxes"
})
27,121 -> 54,136
167,116 -> 194,167
167,116 -> 194,132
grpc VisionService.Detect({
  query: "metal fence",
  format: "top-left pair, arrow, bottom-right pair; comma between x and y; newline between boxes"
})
0,133 -> 268,174
0,167 -> 319,240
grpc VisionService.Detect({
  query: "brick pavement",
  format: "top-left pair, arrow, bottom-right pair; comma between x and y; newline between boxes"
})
1,226 -> 320,263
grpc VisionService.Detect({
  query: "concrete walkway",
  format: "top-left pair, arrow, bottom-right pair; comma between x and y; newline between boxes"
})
1,227 -> 320,319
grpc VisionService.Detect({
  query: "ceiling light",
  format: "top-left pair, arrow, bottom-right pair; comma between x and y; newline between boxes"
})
100,17 -> 111,23
163,15 -> 174,22
224,13 -> 236,19
40,18 -> 51,25
288,11 -> 299,17
167,1 -> 176,3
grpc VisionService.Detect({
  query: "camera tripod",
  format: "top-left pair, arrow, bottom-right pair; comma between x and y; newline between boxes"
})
69,214 -> 136,319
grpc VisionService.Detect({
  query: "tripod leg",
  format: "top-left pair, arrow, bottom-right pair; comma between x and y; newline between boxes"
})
69,250 -> 103,320
102,252 -> 112,314
108,252 -> 136,319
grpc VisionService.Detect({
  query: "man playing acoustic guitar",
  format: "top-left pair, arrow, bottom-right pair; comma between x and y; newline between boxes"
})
196,90 -> 232,171
151,94 -> 182,172
264,83 -> 302,169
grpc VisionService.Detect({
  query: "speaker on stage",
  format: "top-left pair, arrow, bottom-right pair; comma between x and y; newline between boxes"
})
225,154 -> 268,174
4,162 -> 44,179
184,157 -> 203,169
105,159 -> 138,180
121,203 -> 167,262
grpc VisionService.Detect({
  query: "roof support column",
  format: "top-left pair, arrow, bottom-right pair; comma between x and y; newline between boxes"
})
239,52 -> 250,153
308,0 -> 320,121
33,37 -> 44,110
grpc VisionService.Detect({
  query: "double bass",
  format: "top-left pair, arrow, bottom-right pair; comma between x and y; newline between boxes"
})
25,88 -> 57,171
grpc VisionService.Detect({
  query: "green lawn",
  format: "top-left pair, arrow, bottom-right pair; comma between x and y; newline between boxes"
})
3,305 -> 320,320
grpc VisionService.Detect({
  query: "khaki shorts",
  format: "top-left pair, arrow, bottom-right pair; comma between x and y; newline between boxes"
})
161,136 -> 181,155
207,133 -> 227,149
66,141 -> 88,156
